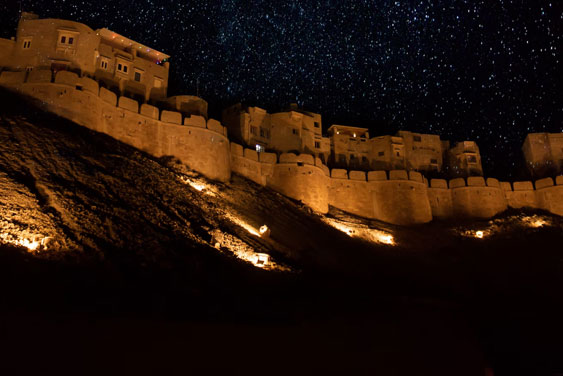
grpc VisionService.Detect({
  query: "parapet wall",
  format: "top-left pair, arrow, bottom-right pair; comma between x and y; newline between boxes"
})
2,70 -> 562,224
0,70 -> 231,181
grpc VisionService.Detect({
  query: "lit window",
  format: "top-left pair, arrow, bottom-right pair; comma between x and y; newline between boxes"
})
22,37 -> 32,49
256,144 -> 265,153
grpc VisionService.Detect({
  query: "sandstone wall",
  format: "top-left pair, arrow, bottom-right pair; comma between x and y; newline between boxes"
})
2,71 -> 563,223
1,71 -> 230,181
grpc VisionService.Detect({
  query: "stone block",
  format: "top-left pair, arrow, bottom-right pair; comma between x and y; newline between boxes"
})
486,178 -> 500,188
184,115 -> 206,128
79,77 -> 98,94
513,181 -> 533,191
389,170 -> 408,180
54,71 -> 79,86
367,171 -> 387,181
331,169 -> 348,179
297,154 -> 315,165
535,177 -> 554,189
140,104 -> 159,119
449,178 -> 466,188
28,69 -> 52,83
207,118 -> 224,134
467,176 -> 486,187
408,171 -> 423,183
0,71 -> 26,85
315,157 -> 325,167
223,126 -> 228,137
321,165 -> 330,176
161,110 -> 182,124
279,153 -> 298,163
259,152 -> 277,164
430,179 -> 448,189
556,176 -> 563,186
349,171 -> 366,181
118,96 -> 139,113
243,148 -> 259,161
500,182 -> 512,191
99,87 -> 117,106
230,142 -> 243,156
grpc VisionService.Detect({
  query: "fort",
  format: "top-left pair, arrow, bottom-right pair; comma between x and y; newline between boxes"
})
1,13 -> 562,225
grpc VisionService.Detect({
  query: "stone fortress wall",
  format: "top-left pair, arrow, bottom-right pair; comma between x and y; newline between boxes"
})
0,70 -> 230,182
1,69 -> 562,225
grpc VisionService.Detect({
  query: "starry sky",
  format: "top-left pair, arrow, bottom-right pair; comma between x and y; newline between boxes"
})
1,0 -> 561,178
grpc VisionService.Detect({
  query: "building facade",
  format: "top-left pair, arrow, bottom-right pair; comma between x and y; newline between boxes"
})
222,103 -> 330,161
0,12 -> 170,102
523,133 -> 563,177
327,125 -> 370,169
447,141 -> 484,177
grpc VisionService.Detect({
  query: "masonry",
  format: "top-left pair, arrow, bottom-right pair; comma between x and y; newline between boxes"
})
1,13 -> 562,226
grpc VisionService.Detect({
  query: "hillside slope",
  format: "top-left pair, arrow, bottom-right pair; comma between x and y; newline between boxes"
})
1,88 -> 563,375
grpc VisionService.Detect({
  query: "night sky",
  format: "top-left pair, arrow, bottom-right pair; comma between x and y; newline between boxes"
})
1,1 -> 561,178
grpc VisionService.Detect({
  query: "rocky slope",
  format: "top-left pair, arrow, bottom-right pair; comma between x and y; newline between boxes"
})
1,88 -> 563,375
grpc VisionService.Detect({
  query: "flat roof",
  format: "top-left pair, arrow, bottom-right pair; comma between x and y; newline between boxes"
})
327,124 -> 369,135
96,28 -> 170,61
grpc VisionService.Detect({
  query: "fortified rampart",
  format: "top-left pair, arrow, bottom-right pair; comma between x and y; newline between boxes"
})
0,70 -> 230,181
1,70 -> 562,225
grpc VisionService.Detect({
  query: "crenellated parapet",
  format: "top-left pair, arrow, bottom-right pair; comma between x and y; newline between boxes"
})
0,69 -> 231,181
1,69 -> 562,225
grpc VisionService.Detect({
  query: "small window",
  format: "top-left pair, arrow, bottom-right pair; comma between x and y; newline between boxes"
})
292,128 -> 298,135
430,158 -> 438,164
134,71 -> 142,82
467,155 -> 477,164
396,152 -> 400,157
260,128 -> 266,137
116,62 -> 129,75
414,135 -> 422,142
250,126 -> 257,135
378,151 -> 384,157
350,154 -> 355,160
256,144 -> 265,153
58,32 -> 78,47
314,122 -> 320,128
314,141 -> 320,149
25,66 -> 33,72
22,38 -> 32,49
100,57 -> 109,70
362,156 -> 368,163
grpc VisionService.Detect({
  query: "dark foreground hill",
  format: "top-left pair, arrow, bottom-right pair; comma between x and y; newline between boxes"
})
1,88 -> 563,375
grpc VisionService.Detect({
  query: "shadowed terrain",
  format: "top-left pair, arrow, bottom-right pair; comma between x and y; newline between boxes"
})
1,88 -> 563,375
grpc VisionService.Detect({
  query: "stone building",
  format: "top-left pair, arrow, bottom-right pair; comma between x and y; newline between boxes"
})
0,12 -> 170,102
396,131 -> 449,174
447,141 -> 483,177
523,132 -> 563,177
368,135 -> 406,170
327,125 -> 370,169
222,103 -> 330,161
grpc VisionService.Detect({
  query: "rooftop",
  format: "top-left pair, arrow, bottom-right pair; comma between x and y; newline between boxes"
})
96,28 -> 170,63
